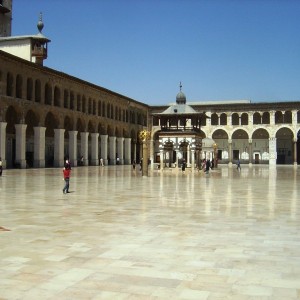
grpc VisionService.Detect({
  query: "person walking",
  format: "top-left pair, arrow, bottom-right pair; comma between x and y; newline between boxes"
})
236,159 -> 241,171
62,164 -> 71,194
0,157 -> 2,176
100,158 -> 104,166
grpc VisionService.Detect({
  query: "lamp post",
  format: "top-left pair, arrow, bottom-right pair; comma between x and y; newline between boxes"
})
139,130 -> 151,177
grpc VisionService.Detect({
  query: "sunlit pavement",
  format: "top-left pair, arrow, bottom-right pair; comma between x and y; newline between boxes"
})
0,165 -> 300,300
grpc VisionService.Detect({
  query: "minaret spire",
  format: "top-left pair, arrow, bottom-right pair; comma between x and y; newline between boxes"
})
37,12 -> 44,34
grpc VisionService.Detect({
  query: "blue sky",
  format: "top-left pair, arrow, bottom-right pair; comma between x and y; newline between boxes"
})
12,0 -> 300,105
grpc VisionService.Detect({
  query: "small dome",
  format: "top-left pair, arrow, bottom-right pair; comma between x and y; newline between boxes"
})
176,91 -> 186,104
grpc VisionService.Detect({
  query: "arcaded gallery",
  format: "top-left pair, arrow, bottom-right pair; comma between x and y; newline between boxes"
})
1,1 -> 300,170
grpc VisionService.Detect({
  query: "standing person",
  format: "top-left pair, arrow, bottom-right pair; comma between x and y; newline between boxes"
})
100,158 -> 104,166
205,159 -> 211,174
237,159 -> 241,171
132,160 -> 136,170
181,159 -> 186,173
62,165 -> 71,194
65,159 -> 71,170
0,157 -> 2,176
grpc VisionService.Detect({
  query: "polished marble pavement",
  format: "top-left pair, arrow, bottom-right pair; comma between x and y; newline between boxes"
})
0,165 -> 300,300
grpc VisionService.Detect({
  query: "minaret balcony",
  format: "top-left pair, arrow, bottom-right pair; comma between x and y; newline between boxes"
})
32,46 -> 47,58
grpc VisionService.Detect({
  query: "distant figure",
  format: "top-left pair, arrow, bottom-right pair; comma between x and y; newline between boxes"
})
140,158 -> 143,171
237,159 -> 241,171
80,156 -> 84,166
205,159 -> 211,174
0,157 -> 2,176
132,160 -> 136,170
100,158 -> 104,166
181,159 -> 186,173
116,157 -> 120,165
62,166 -> 71,194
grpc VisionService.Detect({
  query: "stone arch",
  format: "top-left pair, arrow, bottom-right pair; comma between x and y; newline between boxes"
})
275,127 -> 294,164
107,125 -> 114,136
115,127 -> 121,138
252,128 -> 270,163
212,129 -> 229,162
45,112 -> 59,137
232,129 -> 249,161
64,116 -> 73,138
88,120 -> 95,133
76,118 -> 85,133
241,113 -> 248,125
25,109 -> 39,137
5,105 -> 19,134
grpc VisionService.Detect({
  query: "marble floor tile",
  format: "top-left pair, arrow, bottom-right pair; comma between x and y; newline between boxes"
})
0,165 -> 300,299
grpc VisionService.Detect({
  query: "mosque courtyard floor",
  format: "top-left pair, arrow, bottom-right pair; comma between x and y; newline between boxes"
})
0,165 -> 300,300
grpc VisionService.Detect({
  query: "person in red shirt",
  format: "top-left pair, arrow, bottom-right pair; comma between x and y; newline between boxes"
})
62,166 -> 71,194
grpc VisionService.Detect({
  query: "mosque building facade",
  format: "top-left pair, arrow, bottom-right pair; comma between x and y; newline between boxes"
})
1,1 -> 300,169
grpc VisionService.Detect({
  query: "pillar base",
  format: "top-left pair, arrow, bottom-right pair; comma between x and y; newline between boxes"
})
34,160 -> 45,168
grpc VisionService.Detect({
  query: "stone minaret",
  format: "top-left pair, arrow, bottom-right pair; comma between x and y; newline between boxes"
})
0,0 -> 12,37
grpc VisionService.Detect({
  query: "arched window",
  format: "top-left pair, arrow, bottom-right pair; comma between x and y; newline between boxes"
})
241,113 -> 248,125
26,78 -> 33,101
211,113 -> 218,125
70,91 -> 75,110
275,111 -> 283,124
262,112 -> 270,124
253,112 -> 261,124
35,80 -> 41,102
77,95 -> 81,111
284,111 -> 292,124
54,86 -> 61,107
45,83 -> 52,105
220,113 -> 227,125
232,113 -> 239,125
64,89 -> 69,108
6,72 -> 13,97
16,74 -> 22,98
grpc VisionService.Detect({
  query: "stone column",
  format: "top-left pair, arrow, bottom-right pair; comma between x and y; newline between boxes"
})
91,133 -> 99,166
100,134 -> 108,166
191,149 -> 195,172
80,132 -> 89,166
109,136 -> 116,165
293,138 -> 297,166
15,124 -> 27,168
248,139 -> 253,166
117,137 -> 124,165
33,126 -> 46,168
54,128 -> 65,167
68,131 -> 78,167
269,137 -> 277,166
124,138 -> 131,165
228,139 -> 232,166
160,150 -> 164,170
175,150 -> 179,168
0,122 -> 7,168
